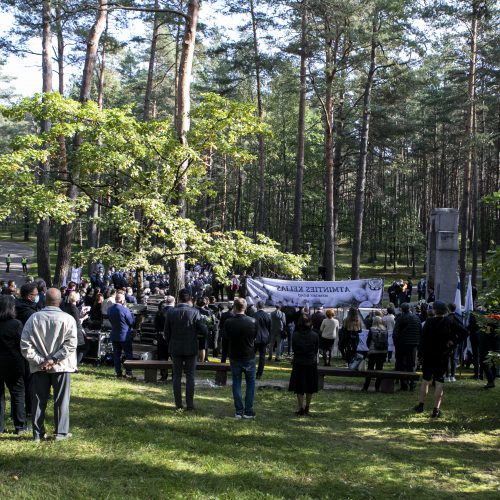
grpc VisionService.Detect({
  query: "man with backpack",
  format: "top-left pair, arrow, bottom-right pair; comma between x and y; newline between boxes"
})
393,303 -> 422,391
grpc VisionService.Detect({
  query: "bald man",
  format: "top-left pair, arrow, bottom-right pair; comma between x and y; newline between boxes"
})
21,287 -> 77,441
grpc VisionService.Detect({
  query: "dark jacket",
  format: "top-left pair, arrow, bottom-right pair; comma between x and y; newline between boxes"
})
393,312 -> 421,346
291,329 -> 319,365
164,303 -> 208,357
449,314 -> 469,343
125,294 -> 137,304
311,311 -> 326,332
15,298 -> 38,326
224,313 -> 257,361
419,316 -> 457,360
0,318 -> 25,379
108,303 -> 135,342
62,302 -> 86,346
253,309 -> 271,345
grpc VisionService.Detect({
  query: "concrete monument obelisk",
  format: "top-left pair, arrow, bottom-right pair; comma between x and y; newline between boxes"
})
426,209 -> 459,304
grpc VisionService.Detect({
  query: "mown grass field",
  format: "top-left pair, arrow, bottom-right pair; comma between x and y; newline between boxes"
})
1,362 -> 498,500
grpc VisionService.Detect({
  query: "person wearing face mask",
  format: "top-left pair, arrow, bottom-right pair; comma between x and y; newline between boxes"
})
15,283 -> 40,417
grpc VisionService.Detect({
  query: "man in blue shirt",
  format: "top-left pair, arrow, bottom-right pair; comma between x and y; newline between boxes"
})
108,292 -> 135,378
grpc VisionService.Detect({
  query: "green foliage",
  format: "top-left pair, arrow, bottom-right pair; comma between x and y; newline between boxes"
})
0,92 -> 307,278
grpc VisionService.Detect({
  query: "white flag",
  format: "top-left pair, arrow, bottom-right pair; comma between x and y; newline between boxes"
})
454,275 -> 462,316
464,275 -> 474,326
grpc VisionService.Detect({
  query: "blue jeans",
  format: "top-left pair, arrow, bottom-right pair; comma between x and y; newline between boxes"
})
112,339 -> 133,376
230,357 -> 256,416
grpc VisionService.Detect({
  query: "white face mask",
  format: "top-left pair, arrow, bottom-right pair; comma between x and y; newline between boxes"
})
34,295 -> 40,304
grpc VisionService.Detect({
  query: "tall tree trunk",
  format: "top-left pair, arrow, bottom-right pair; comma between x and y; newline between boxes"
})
323,33 -> 336,280
54,0 -> 108,286
249,0 -> 266,235
170,0 -> 200,298
87,15 -> 108,275
144,0 -> 160,121
351,14 -> 378,280
459,0 -> 479,292
37,0 -> 53,286
292,0 -> 308,254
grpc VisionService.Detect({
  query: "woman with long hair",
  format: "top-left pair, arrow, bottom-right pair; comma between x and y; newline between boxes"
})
0,296 -> 28,434
342,307 -> 362,364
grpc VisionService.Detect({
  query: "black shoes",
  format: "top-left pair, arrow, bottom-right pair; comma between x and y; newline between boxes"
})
484,382 -> 495,389
431,408 -> 441,418
414,403 -> 424,413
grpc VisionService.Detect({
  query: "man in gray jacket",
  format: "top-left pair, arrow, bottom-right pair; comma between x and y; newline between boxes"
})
21,288 -> 77,441
164,289 -> 208,411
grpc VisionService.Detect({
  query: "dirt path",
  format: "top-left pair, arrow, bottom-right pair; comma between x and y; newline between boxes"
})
0,240 -> 35,284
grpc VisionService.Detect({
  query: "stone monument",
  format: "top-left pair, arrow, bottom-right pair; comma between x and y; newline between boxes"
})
426,208 -> 459,304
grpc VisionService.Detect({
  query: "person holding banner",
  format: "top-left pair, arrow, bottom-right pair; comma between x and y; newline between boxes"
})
288,314 -> 319,416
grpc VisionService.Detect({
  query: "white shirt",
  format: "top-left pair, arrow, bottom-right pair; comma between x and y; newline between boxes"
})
320,318 -> 339,339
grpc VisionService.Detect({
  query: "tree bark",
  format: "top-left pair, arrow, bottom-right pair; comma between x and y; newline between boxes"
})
144,0 -> 160,121
249,0 -> 266,235
292,0 -> 308,254
323,32 -> 336,280
37,0 -> 53,286
351,14 -> 379,280
170,0 -> 200,299
54,0 -> 108,286
459,0 -> 479,292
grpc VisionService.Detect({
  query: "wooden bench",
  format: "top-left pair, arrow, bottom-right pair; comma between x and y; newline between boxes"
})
123,360 -> 231,385
317,367 -> 420,393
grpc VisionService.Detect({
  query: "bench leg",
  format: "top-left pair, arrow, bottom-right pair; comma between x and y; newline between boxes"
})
144,368 -> 158,383
318,374 -> 325,390
379,378 -> 394,394
215,371 -> 227,386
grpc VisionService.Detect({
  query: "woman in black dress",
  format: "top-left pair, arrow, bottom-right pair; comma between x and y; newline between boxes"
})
0,296 -> 28,434
288,314 -> 319,416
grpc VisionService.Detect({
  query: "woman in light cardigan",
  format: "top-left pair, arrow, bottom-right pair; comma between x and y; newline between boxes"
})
319,309 -> 339,366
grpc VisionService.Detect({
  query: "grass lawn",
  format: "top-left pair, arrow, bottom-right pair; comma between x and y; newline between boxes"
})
0,364 -> 499,500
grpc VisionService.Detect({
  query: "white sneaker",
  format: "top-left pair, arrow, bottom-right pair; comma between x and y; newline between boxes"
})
450,376 -> 456,382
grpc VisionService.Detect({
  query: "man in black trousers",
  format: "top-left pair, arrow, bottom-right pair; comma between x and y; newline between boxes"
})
164,289 -> 208,411
393,303 -> 422,391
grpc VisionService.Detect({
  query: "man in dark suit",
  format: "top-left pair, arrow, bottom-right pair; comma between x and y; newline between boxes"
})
164,289 -> 208,411
108,292 -> 135,378
253,301 -> 271,379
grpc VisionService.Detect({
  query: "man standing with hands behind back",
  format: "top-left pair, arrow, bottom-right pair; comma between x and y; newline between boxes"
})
164,289 -> 208,411
21,288 -> 77,441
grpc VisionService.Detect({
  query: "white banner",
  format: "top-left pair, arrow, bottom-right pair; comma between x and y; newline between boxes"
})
70,267 -> 82,284
247,277 -> 384,308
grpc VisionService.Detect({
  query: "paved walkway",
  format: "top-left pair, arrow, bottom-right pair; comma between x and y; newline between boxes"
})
0,240 -> 35,284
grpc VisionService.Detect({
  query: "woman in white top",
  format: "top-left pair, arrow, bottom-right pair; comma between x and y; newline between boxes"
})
319,309 -> 339,366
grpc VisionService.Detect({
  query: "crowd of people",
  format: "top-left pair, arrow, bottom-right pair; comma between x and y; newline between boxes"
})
0,265 -> 498,440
